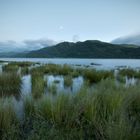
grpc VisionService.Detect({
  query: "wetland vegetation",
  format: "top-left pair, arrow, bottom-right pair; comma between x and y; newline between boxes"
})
0,61 -> 140,140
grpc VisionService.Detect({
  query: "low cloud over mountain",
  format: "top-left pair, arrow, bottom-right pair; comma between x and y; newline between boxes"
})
111,33 -> 140,45
0,39 -> 57,53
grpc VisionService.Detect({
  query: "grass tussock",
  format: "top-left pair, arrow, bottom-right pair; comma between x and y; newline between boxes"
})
31,72 -> 45,98
64,75 -> 73,87
119,68 -> 140,78
83,69 -> 114,83
0,73 -> 21,98
0,98 -> 20,139
48,83 -> 57,95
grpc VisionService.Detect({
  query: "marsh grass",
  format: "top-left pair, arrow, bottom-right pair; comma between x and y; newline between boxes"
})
0,73 -> 21,98
0,68 -> 139,139
21,67 -> 29,75
21,79 -> 138,139
119,68 -> 140,79
48,83 -> 57,95
8,61 -> 34,67
2,64 -> 19,73
83,69 -> 114,83
31,64 -> 74,76
0,98 -> 20,139
64,75 -> 73,87
31,72 -> 45,98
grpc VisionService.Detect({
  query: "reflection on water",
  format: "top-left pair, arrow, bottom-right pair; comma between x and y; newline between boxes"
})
21,75 -> 31,95
12,97 -> 24,120
125,76 -> 137,87
44,75 -> 84,94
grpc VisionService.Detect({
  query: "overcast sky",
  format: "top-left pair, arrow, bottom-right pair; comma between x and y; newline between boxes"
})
0,0 -> 140,42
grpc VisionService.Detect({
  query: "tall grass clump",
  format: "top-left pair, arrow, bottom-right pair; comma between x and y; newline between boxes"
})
0,73 -> 21,98
64,75 -> 73,87
83,69 -> 114,83
2,64 -> 19,73
21,67 -> 29,75
0,98 -> 20,140
119,68 -> 140,79
48,83 -> 57,95
31,72 -> 45,98
8,61 -> 34,67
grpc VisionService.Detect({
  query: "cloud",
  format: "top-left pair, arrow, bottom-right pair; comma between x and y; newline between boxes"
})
72,35 -> 80,42
111,33 -> 140,45
0,38 -> 58,53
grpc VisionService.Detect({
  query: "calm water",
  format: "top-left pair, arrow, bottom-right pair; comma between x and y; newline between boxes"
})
0,58 -> 140,70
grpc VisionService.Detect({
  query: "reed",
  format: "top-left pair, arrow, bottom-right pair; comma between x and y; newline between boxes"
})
31,72 -> 45,98
64,75 -> 73,87
0,73 -> 21,98
0,98 -> 20,139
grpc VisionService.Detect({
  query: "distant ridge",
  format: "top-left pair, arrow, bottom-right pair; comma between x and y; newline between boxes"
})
19,40 -> 140,58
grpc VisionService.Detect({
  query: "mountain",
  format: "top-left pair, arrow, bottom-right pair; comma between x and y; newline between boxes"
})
23,40 -> 140,58
111,34 -> 140,45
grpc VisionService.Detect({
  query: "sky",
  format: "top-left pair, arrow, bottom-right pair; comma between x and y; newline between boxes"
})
0,0 -> 140,42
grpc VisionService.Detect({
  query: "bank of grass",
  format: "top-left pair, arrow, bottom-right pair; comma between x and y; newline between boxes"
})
83,69 -> 114,83
6,61 -> 35,67
31,64 -> 76,76
2,64 -> 19,73
119,68 -> 140,78
0,73 -> 21,98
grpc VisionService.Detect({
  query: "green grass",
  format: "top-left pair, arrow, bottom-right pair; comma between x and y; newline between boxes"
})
0,79 -> 139,139
0,73 -> 21,98
7,61 -> 35,67
20,79 -> 139,139
21,67 -> 29,75
119,68 -> 140,79
0,64 -> 140,139
0,98 -> 20,140
83,69 -> 114,83
31,72 -> 45,98
64,75 -> 73,87
2,64 -> 19,73
48,83 -> 57,95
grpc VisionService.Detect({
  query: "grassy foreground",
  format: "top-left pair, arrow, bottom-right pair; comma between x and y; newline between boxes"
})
0,79 -> 140,140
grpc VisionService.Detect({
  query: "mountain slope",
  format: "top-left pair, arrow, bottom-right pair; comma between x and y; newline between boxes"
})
24,40 -> 140,58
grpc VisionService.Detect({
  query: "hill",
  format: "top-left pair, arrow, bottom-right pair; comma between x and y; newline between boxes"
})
24,40 -> 140,58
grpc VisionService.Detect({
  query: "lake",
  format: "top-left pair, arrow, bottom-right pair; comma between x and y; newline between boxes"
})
0,58 -> 140,70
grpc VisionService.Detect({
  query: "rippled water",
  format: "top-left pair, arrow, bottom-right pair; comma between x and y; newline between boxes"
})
1,58 -> 140,69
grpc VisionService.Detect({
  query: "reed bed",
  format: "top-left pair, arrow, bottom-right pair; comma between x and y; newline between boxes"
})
0,73 -> 21,98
